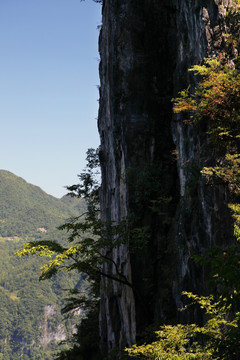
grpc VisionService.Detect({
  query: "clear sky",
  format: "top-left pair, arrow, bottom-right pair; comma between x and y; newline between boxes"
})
0,0 -> 101,198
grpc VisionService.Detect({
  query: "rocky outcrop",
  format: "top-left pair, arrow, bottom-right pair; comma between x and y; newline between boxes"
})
98,0 -> 233,356
40,305 -> 66,345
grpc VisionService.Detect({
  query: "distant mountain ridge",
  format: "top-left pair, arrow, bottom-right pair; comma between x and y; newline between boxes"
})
0,169 -> 83,237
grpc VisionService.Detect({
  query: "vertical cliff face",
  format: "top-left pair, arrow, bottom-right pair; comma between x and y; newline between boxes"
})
98,0 -> 233,355
171,0 -> 233,316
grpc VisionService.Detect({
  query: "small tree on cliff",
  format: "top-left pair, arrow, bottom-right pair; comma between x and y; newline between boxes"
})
16,145 -> 149,359
16,147 -> 134,287
16,147 -> 138,359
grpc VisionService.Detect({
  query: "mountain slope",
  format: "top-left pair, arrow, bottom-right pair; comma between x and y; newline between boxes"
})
0,170 -> 84,237
0,170 -> 83,360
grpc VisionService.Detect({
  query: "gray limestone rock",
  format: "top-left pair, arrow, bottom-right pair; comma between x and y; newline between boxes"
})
97,0 -> 233,355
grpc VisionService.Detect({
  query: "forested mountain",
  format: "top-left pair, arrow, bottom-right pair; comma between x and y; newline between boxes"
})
0,170 -> 84,360
0,170 -> 83,237
4,0 -> 240,358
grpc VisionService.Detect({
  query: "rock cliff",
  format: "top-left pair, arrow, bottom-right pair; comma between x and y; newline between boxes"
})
98,0 -> 233,356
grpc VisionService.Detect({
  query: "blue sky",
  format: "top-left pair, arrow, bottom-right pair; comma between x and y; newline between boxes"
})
0,0 -> 101,198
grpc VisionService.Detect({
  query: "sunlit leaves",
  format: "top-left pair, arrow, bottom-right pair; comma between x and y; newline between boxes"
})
16,148 -> 138,288
173,58 -> 240,149
201,153 -> 240,195
173,87 -> 197,115
126,323 -> 214,360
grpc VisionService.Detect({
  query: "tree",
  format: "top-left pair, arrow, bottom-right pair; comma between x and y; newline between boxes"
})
17,148 -> 133,286
16,148 -> 139,359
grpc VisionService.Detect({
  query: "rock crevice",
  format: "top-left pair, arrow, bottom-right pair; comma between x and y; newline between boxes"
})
98,0 -> 233,355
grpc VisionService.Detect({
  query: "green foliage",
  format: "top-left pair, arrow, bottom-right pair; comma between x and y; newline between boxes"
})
174,58 -> 240,150
55,289 -> 101,360
17,148 -> 148,359
126,291 -> 239,359
201,153 -> 240,195
126,324 -> 214,359
0,237 -> 80,360
127,2 -> 240,359
0,170 -> 84,238
0,172 -> 84,360
17,149 -> 135,289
